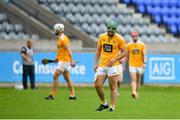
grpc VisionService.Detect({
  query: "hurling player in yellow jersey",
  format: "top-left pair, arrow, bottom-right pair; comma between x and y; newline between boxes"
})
94,21 -> 126,112
127,32 -> 146,99
45,23 -> 76,100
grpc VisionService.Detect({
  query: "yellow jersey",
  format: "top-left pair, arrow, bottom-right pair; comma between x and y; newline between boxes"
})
56,34 -> 71,62
98,33 -> 126,67
127,41 -> 146,67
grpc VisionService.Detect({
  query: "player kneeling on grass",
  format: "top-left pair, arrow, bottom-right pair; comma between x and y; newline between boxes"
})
127,31 -> 146,99
45,23 -> 76,100
94,20 -> 126,112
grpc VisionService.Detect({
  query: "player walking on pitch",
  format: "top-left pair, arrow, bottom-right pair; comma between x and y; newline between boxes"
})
94,20 -> 126,112
127,31 -> 147,99
45,23 -> 76,100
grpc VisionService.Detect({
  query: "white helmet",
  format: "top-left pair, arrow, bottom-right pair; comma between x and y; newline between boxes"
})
53,23 -> 64,32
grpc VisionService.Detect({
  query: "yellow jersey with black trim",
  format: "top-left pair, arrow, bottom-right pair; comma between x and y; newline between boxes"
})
127,41 -> 146,67
98,33 -> 126,67
56,34 -> 71,62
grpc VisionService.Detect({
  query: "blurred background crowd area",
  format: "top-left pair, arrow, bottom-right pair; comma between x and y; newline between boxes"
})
0,0 -> 180,53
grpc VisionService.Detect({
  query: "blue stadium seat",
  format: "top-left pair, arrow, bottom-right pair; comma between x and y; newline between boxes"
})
146,5 -> 153,14
176,8 -> 180,17
133,0 -> 144,6
122,0 -> 180,36
177,17 -> 180,26
160,7 -> 169,17
137,5 -> 145,13
151,0 -> 161,7
154,15 -> 161,24
178,25 -> 180,33
162,15 -> 169,24
169,25 -> 177,35
160,0 -> 170,8
177,1 -> 180,8
168,7 -> 178,17
166,16 -> 177,26
151,6 -> 161,16
168,0 -> 178,8
143,0 -> 152,7
123,0 -> 131,4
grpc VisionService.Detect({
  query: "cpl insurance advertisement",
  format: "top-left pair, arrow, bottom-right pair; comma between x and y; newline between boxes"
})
0,52 -> 94,84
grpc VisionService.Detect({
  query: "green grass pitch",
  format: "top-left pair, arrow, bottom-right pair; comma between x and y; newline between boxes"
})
0,85 -> 180,119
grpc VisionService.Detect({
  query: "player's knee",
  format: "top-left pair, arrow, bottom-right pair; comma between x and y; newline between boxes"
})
53,74 -> 59,80
64,76 -> 71,82
110,85 -> 116,91
131,79 -> 137,84
94,82 -> 102,89
137,79 -> 141,83
131,76 -> 136,81
118,79 -> 122,84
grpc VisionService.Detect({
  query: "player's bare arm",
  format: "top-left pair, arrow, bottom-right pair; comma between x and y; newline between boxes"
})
64,44 -> 76,67
108,47 -> 126,67
142,47 -> 147,68
94,44 -> 101,72
117,47 -> 127,62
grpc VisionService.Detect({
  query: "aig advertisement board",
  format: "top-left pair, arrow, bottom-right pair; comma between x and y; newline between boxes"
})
144,54 -> 180,84
0,52 -> 95,84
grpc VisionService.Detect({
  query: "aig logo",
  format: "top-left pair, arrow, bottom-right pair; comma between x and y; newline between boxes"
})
149,57 -> 175,80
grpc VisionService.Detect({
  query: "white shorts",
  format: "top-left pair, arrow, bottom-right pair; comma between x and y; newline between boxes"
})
93,65 -> 122,82
56,61 -> 71,72
93,72 -> 98,82
96,65 -> 120,77
129,66 -> 144,75
118,64 -> 123,74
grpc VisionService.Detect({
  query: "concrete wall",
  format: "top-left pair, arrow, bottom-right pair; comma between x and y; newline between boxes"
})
145,43 -> 180,54
1,39 -> 180,53
0,39 -> 83,52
